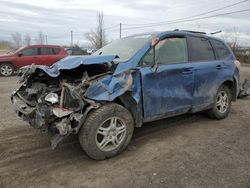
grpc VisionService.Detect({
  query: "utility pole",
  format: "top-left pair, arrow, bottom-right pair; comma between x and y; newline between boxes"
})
100,27 -> 103,48
119,23 -> 122,39
45,35 -> 48,44
70,30 -> 73,46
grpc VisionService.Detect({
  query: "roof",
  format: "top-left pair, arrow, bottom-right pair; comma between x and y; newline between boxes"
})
25,44 -> 61,48
128,30 -> 223,41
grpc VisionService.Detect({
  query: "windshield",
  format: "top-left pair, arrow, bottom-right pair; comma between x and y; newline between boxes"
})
7,47 -> 24,55
93,34 -> 152,62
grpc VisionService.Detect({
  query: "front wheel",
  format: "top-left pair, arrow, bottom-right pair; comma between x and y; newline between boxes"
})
0,63 -> 15,77
208,85 -> 232,119
79,103 -> 134,160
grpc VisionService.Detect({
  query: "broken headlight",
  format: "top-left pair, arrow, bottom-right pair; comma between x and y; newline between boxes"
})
45,93 -> 59,104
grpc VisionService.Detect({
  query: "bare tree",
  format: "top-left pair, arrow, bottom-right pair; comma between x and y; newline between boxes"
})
36,31 -> 45,44
24,34 -> 31,46
221,27 -> 239,52
85,12 -> 107,49
11,32 -> 22,48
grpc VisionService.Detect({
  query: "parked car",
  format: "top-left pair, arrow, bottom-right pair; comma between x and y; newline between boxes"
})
11,30 -> 241,160
87,48 -> 97,54
0,45 -> 68,76
66,47 -> 89,55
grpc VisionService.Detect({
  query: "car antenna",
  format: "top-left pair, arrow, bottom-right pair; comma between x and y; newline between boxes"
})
210,30 -> 222,35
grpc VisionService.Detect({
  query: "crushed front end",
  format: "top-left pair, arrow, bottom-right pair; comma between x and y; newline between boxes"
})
11,61 -> 113,148
10,55 -> 141,150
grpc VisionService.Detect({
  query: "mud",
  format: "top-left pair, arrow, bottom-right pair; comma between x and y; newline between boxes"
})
0,67 -> 250,188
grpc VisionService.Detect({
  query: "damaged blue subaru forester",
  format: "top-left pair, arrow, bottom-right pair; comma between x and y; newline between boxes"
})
11,30 -> 241,160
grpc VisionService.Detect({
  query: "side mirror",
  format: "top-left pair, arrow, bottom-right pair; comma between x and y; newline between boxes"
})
151,37 -> 159,47
151,62 -> 158,72
18,52 -> 23,57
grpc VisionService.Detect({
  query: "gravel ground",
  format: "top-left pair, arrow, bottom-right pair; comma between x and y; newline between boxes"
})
0,67 -> 249,188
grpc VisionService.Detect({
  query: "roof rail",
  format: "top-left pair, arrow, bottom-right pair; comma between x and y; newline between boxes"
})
210,30 -> 222,35
174,29 -> 206,34
181,30 -> 206,34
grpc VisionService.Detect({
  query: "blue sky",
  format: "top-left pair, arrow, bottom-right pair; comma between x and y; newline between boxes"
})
1,0 -> 250,46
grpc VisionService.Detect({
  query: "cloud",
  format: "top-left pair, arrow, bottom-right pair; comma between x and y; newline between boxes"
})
0,0 -> 250,46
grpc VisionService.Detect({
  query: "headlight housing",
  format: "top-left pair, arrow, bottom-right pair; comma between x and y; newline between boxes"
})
45,93 -> 59,104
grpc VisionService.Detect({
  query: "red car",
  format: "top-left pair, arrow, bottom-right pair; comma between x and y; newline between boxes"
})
0,45 -> 68,76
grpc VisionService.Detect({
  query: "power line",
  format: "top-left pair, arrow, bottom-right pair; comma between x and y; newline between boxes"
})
122,8 -> 250,30
123,0 -> 249,26
104,24 -> 120,30
70,24 -> 120,36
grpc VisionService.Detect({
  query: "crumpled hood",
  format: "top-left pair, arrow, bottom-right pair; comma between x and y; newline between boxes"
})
19,54 -> 141,104
26,55 -> 117,77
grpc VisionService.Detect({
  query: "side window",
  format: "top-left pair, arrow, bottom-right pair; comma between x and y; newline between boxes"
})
188,36 -> 215,62
22,48 -> 38,56
53,48 -> 60,55
40,48 -> 54,55
210,39 -> 231,60
142,37 -> 188,66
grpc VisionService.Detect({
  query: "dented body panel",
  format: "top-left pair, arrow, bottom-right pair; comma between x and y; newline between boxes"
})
11,30 -> 242,149
141,64 -> 194,121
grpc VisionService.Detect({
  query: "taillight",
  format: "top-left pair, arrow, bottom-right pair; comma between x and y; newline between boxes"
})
234,60 -> 241,70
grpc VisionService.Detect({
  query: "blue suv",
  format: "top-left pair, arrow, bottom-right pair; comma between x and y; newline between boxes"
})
11,30 -> 240,160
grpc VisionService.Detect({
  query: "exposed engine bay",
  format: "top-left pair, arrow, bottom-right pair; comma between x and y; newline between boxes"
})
11,63 -> 113,148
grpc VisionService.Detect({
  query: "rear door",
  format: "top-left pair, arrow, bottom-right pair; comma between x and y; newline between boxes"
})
187,35 -> 223,112
39,47 -> 56,66
140,37 -> 194,121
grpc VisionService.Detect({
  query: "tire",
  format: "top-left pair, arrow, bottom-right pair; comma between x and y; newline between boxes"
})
207,85 -> 232,119
0,63 -> 14,77
79,103 -> 134,160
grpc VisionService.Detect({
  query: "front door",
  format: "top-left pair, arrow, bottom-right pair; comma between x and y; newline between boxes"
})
140,37 -> 194,121
17,47 -> 39,68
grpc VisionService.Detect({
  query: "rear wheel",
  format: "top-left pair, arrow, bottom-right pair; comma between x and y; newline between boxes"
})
0,63 -> 14,76
208,85 -> 232,119
79,103 -> 134,160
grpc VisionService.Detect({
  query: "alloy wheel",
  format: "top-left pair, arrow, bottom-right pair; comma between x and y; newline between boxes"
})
216,91 -> 229,113
96,117 -> 127,152
0,65 -> 13,76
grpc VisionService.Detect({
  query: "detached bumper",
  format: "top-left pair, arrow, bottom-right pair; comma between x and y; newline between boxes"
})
11,92 -> 52,131
11,93 -> 35,120
238,79 -> 250,98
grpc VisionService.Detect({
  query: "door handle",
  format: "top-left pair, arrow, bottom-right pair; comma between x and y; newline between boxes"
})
182,67 -> 193,75
216,65 -> 222,69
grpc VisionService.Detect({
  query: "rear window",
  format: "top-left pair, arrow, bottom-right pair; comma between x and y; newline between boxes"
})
188,36 -> 215,62
40,47 -> 60,55
40,48 -> 54,55
53,48 -> 60,54
210,39 -> 231,60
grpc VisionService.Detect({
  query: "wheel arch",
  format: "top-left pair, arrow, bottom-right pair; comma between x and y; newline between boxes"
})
0,61 -> 17,70
113,93 -> 143,127
221,79 -> 237,101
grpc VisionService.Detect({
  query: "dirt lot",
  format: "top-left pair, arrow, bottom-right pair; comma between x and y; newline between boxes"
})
0,67 -> 250,188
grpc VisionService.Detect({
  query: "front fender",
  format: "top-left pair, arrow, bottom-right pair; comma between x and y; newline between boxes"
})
85,69 -> 141,103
